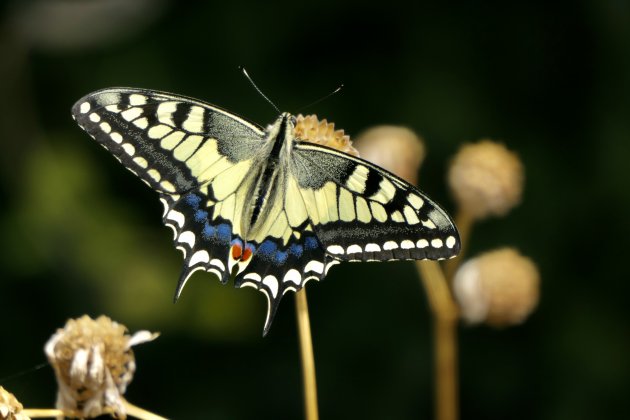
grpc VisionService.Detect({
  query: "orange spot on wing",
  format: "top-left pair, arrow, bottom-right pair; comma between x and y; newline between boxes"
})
242,247 -> 253,262
231,244 -> 242,259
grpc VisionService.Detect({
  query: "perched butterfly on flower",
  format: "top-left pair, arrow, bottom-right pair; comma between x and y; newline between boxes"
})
72,88 -> 460,335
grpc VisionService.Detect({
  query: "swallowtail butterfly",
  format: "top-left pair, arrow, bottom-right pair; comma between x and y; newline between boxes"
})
72,88 -> 460,335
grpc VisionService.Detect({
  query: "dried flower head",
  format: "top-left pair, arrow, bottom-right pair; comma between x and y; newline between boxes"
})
294,114 -> 359,157
0,388 -> 29,420
448,140 -> 523,219
354,126 -> 425,185
44,315 -> 158,419
453,248 -> 540,327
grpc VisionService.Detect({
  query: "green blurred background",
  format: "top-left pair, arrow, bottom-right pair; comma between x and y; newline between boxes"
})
1,1 -> 628,419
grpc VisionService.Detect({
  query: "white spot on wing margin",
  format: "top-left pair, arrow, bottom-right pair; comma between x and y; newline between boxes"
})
263,275 -> 279,297
166,210 -> 185,227
189,250 -> 210,266
347,244 -> 362,254
383,241 -> 398,250
177,231 -> 196,248
284,269 -> 301,285
326,245 -> 345,255
401,240 -> 415,249
365,243 -> 381,252
305,260 -> 324,274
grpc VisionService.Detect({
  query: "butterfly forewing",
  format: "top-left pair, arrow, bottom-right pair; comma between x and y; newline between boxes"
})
71,88 -> 266,195
291,143 -> 460,262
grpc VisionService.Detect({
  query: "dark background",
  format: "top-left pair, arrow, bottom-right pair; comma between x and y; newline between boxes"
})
1,1 -> 628,419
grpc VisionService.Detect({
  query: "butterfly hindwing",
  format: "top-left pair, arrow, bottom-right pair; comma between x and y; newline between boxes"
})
291,143 -> 460,262
234,230 -> 334,335
162,157 -> 259,289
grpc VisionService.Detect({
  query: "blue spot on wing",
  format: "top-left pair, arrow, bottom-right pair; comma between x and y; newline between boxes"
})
202,222 -> 232,244
304,236 -> 319,250
217,224 -> 232,243
194,210 -> 208,223
275,250 -> 288,265
258,240 -> 277,257
202,223 -> 216,239
289,243 -> 303,258
184,193 -> 202,208
254,236 -> 321,266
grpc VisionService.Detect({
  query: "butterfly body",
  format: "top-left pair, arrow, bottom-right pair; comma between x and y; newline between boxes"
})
72,88 -> 460,335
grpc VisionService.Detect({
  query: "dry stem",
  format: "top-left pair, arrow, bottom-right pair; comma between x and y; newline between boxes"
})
295,288 -> 319,420
20,408 -> 67,418
417,260 -> 459,420
124,400 -> 169,420
21,399 -> 168,419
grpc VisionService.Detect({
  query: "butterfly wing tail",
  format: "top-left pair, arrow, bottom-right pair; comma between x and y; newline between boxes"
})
233,232 -> 330,335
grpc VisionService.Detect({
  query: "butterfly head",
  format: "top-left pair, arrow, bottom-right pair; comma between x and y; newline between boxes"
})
267,112 -> 296,135
280,112 -> 298,127
264,113 -> 298,153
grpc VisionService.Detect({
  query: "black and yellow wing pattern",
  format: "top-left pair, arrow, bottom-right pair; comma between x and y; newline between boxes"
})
72,87 -> 460,335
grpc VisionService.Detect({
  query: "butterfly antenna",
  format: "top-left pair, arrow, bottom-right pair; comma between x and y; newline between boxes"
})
239,66 -> 280,113
296,84 -> 344,113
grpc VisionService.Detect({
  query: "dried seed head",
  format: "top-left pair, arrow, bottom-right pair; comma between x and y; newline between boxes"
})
354,126 -> 425,185
44,315 -> 158,419
448,140 -> 523,219
453,248 -> 540,327
0,387 -> 29,420
294,114 -> 359,157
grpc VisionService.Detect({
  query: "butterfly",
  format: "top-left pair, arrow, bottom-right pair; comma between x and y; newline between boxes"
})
72,88 -> 460,335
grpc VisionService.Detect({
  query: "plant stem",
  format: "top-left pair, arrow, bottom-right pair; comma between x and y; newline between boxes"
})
434,313 -> 458,420
21,408 -> 66,418
295,288 -> 319,420
417,260 -> 459,420
22,400 -> 168,420
124,399 -> 169,420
